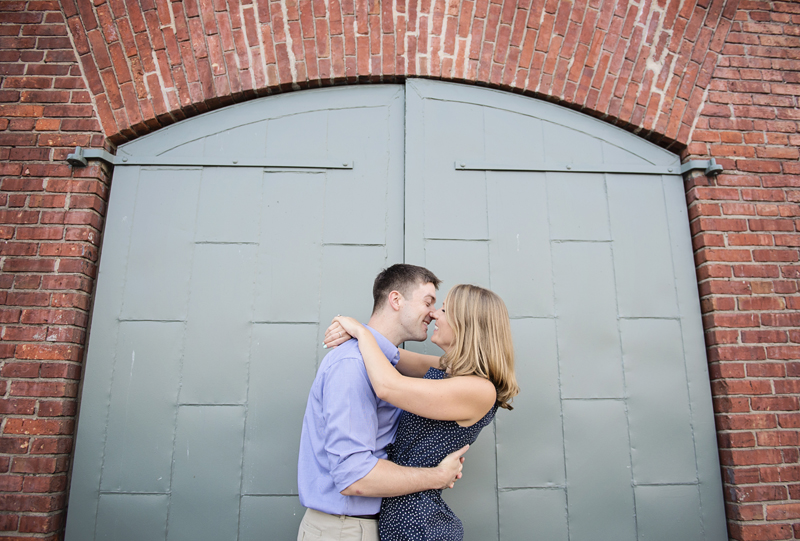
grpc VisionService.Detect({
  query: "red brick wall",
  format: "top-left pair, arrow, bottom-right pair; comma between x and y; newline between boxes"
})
1,1 -> 107,537
0,0 -> 797,539
687,2 -> 800,540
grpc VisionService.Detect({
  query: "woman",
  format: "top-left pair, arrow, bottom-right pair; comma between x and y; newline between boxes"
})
324,284 -> 519,541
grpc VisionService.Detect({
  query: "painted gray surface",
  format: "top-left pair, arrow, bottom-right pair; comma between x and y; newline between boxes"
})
195,167 -> 262,243
487,172 -> 553,318
181,243 -> 257,405
563,400 -> 637,541
497,319 -> 563,488
168,406 -> 246,541
635,484 -> 704,541
607,174 -> 680,317
66,85 -> 405,540
95,494 -> 169,541
622,318 -> 696,484
423,240 -> 491,294
100,321 -> 181,493
499,489 -> 569,541
253,171 -> 325,323
441,423 -> 498,541
239,496 -> 306,541
662,173 -> 728,535
119,169 -> 199,321
547,173 -> 611,241
68,80 -> 726,541
553,242 -> 624,399
422,101 -> 488,241
405,78 -> 726,541
244,324 -> 318,495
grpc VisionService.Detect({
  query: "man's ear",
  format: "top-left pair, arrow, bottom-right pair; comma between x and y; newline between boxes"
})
387,290 -> 403,311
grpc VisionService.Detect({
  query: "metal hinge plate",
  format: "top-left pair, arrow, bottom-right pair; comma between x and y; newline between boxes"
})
66,147 -> 354,169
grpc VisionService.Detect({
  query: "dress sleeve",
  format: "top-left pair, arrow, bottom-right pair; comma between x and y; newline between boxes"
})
321,357 -> 381,492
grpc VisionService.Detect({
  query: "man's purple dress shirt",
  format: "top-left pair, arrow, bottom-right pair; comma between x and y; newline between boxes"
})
297,326 -> 401,516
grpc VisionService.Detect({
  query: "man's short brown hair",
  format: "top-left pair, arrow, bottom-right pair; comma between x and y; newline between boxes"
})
372,264 -> 441,313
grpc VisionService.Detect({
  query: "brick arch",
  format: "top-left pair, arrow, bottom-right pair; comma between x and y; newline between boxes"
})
63,0 -> 737,149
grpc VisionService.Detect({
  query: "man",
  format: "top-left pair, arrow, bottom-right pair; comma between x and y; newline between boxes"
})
297,264 -> 468,541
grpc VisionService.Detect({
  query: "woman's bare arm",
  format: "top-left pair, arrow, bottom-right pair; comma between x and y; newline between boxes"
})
323,319 -> 440,378
335,317 -> 496,426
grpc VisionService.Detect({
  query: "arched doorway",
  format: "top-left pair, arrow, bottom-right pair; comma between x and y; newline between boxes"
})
66,80 -> 726,541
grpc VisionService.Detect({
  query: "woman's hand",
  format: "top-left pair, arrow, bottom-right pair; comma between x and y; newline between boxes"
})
322,316 -> 361,348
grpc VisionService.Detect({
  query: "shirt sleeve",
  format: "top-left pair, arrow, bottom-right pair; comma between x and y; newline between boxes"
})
321,357 -> 381,492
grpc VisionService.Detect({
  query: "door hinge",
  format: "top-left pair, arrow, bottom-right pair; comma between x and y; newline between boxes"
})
66,147 -> 117,167
679,158 -> 723,177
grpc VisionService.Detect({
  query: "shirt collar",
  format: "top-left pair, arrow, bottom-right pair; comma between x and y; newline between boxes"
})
364,325 -> 400,367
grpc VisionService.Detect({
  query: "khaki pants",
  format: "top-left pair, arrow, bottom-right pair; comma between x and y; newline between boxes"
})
297,508 -> 379,541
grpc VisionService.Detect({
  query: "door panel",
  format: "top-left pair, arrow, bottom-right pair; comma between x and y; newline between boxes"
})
499,488 -> 569,541
66,85 -> 405,540
623,319 -> 697,484
254,171 -> 325,323
553,241 -> 624,399
99,321 -> 181,493
119,169 -> 199,321
563,400 -> 637,541
607,174 -> 680,317
635,485 -> 704,541
487,172 -> 553,318
168,405 -> 246,541
180,243 -> 257,404
405,78 -> 726,541
243,324 -> 319,495
496,319 -> 563,488
95,494 -> 169,541
195,167 -> 263,243
547,173 -> 611,241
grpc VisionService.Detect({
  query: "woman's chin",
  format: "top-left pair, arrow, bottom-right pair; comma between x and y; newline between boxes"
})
431,337 -> 448,354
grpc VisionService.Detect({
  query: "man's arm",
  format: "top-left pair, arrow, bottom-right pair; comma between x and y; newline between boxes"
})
341,444 -> 469,497
395,348 -> 442,378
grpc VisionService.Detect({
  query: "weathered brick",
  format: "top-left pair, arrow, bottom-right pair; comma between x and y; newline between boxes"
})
22,474 -> 67,493
3,418 -> 74,436
723,449 -> 786,468
0,493 -> 65,513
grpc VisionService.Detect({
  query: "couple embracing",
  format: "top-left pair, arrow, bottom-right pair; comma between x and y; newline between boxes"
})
297,264 -> 520,541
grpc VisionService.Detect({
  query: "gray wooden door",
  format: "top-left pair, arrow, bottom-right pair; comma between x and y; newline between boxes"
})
404,79 -> 726,541
67,80 -> 726,541
66,85 -> 404,541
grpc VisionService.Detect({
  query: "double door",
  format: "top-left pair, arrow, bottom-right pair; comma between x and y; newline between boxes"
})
67,80 -> 726,541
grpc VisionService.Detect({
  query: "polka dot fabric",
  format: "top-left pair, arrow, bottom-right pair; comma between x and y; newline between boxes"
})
379,368 -> 498,541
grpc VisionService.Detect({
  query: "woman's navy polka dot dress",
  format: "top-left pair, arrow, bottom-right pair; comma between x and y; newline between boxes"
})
379,368 -> 498,541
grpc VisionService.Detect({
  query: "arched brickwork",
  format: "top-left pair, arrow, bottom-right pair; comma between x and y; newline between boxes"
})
62,0 -> 737,147
1,1 -> 799,539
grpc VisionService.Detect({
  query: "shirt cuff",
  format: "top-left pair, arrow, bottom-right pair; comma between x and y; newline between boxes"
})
331,451 -> 380,492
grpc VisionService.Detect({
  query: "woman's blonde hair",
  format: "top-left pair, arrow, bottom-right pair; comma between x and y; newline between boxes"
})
439,284 -> 519,410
